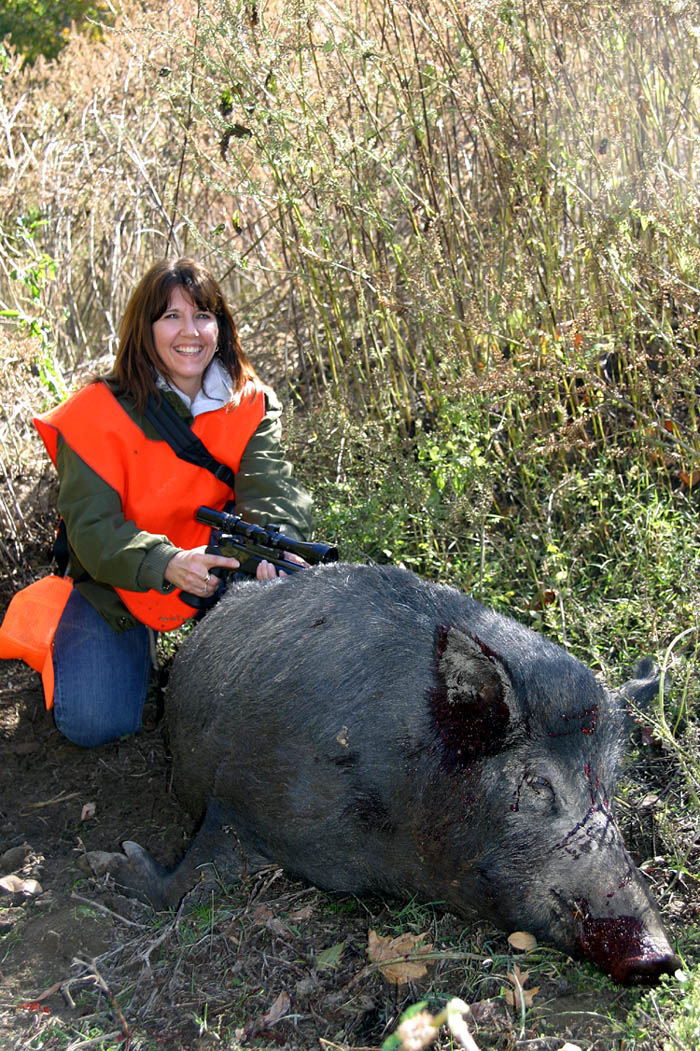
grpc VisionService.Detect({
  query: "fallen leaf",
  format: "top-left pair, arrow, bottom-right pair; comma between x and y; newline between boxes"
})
503,984 -> 539,1010
262,990 -> 290,1026
81,802 -> 97,822
0,874 -> 42,897
507,930 -> 537,951
316,940 -> 345,970
503,964 -> 539,1010
236,989 -> 292,1043
251,903 -> 274,924
288,904 -> 314,922
265,917 -> 289,938
32,980 -> 64,1003
468,997 -> 507,1024
367,929 -> 434,985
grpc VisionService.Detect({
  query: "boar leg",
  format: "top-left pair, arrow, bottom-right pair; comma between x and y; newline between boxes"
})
81,799 -> 269,910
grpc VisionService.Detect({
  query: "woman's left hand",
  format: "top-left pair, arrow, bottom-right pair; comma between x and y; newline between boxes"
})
255,552 -> 308,580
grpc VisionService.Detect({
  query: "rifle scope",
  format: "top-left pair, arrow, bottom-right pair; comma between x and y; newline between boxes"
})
196,507 -> 339,566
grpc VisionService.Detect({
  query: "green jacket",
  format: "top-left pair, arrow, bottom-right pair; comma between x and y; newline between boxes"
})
55,387 -> 313,632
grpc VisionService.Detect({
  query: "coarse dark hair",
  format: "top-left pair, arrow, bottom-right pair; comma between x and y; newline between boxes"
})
100,257 -> 258,412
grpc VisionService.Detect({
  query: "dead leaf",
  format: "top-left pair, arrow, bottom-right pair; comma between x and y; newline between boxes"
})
262,990 -> 290,1026
251,903 -> 274,924
265,917 -> 289,938
81,802 -> 97,822
236,989 -> 292,1043
680,468 -> 700,488
32,981 -> 64,1003
524,588 -> 557,611
469,997 -> 507,1024
0,874 -> 42,897
507,930 -> 537,952
503,984 -> 539,1010
288,904 -> 314,923
367,929 -> 434,985
503,964 -> 539,1010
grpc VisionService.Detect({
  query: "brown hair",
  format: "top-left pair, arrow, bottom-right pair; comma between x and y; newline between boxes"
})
101,257 -> 257,412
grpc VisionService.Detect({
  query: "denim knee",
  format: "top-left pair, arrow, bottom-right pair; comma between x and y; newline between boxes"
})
52,588 -> 152,747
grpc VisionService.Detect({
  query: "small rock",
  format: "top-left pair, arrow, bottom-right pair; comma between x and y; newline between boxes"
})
0,843 -> 32,874
0,906 -> 25,930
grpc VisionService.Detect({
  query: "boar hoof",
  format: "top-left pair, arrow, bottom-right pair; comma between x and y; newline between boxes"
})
79,841 -> 172,910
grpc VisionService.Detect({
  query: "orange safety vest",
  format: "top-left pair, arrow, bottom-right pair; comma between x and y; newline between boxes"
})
33,380 -> 266,631
0,574 -> 73,710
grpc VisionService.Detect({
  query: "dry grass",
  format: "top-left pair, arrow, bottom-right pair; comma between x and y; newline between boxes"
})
1,4 -> 699,1048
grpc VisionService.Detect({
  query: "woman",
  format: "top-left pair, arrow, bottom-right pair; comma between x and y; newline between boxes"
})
32,257 -> 312,748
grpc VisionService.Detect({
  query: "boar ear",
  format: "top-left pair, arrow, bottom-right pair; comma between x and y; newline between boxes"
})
431,626 -> 521,763
616,658 -> 663,731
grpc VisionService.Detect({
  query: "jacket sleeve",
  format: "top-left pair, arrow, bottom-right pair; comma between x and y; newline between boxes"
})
233,388 -> 313,541
55,436 -> 180,593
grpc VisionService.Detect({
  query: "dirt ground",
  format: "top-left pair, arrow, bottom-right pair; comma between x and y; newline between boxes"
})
0,642 -> 690,1051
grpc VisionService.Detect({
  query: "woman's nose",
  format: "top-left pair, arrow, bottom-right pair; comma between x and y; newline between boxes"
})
179,312 -> 199,334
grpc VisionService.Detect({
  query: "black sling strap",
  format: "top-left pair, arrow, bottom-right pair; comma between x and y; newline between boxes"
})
144,392 -> 237,491
53,391 -> 237,578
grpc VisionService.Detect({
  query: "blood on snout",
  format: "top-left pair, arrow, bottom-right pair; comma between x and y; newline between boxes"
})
573,898 -> 679,984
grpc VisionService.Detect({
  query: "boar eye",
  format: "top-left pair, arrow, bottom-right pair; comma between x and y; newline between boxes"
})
527,774 -> 553,794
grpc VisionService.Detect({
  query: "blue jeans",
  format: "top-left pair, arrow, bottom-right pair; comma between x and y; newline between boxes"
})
52,587 -> 152,747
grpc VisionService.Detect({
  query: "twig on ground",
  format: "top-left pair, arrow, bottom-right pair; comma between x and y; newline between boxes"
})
72,957 -> 131,1047
70,890 -> 147,930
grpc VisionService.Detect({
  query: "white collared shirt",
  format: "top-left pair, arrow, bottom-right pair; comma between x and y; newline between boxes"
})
156,357 -> 234,417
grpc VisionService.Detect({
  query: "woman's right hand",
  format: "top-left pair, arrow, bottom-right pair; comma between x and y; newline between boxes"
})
165,547 -> 241,598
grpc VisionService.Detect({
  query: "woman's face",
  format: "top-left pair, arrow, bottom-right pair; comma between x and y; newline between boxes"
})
152,286 -> 219,399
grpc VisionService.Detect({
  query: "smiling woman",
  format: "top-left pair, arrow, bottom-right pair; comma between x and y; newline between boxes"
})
9,256 -> 313,748
152,287 -> 219,399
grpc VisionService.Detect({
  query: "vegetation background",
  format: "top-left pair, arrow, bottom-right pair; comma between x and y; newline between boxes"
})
0,0 -> 698,1048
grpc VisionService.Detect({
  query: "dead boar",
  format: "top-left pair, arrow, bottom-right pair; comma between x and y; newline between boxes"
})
86,563 -> 679,984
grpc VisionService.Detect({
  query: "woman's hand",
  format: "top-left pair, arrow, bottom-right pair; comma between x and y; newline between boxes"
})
165,547 -> 240,597
255,552 -> 308,581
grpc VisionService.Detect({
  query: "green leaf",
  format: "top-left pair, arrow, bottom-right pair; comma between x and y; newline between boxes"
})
315,940 -> 345,969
